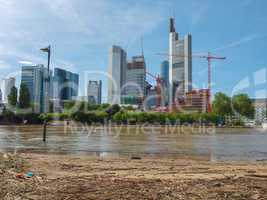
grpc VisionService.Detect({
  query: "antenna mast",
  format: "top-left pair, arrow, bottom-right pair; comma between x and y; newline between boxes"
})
141,36 -> 144,57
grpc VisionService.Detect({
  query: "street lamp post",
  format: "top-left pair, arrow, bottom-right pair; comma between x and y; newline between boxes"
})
40,45 -> 51,142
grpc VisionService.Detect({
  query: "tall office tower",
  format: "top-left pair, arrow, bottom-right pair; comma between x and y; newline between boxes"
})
123,56 -> 146,105
87,80 -> 102,105
0,77 -> 16,104
53,68 -> 79,101
160,61 -> 169,106
21,65 -> 52,113
169,18 -> 192,106
108,45 -> 127,105
0,89 -> 2,103
160,60 -> 169,83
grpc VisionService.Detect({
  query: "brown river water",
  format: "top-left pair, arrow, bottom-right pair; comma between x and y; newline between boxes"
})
0,125 -> 267,161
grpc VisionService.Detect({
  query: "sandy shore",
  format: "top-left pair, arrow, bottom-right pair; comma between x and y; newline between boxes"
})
1,153 -> 267,199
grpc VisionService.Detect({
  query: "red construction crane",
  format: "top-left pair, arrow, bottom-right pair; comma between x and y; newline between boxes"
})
198,52 -> 226,112
146,71 -> 165,108
157,52 -> 226,113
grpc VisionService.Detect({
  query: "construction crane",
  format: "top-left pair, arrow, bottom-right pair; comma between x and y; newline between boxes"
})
157,52 -> 226,113
146,71 -> 165,108
198,52 -> 226,112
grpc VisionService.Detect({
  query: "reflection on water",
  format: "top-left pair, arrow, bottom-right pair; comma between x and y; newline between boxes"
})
0,125 -> 267,161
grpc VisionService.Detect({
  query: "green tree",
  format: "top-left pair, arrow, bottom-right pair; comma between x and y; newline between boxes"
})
107,104 -> 121,116
212,92 -> 232,117
99,103 -> 110,110
63,101 -> 76,111
18,83 -> 30,109
232,94 -> 254,118
8,86 -> 18,107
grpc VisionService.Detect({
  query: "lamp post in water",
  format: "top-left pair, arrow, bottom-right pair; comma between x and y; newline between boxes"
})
40,45 -> 51,142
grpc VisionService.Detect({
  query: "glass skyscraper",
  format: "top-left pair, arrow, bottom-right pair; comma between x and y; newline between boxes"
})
21,64 -> 52,113
160,61 -> 169,84
53,68 -> 79,101
160,61 -> 169,106
108,45 -> 127,105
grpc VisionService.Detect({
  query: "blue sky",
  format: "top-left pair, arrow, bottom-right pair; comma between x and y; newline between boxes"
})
0,0 -> 266,101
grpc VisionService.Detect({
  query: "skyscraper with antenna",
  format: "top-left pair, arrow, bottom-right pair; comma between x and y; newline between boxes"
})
122,36 -> 146,105
168,17 -> 192,107
141,36 -> 144,57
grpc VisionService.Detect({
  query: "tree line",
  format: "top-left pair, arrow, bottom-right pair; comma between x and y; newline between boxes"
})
212,92 -> 254,119
7,83 -> 31,110
0,87 -> 255,126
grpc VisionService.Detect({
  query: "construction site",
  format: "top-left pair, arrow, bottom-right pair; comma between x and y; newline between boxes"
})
148,18 -> 226,113
115,18 -> 226,113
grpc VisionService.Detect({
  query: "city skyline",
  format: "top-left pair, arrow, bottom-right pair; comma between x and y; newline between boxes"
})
0,2 -> 266,197
0,0 -> 266,102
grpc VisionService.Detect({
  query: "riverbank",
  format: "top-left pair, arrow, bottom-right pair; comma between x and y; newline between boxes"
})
0,122 -> 256,129
1,153 -> 267,199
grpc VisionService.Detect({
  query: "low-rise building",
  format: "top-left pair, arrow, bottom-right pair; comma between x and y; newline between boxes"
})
181,89 -> 209,113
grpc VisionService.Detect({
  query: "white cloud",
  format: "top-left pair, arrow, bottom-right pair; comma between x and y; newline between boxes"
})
214,34 -> 266,52
18,61 -> 34,65
0,0 -> 166,73
0,60 -> 11,69
0,0 -> 165,45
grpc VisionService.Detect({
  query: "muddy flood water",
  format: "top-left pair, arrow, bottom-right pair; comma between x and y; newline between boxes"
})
0,125 -> 267,161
